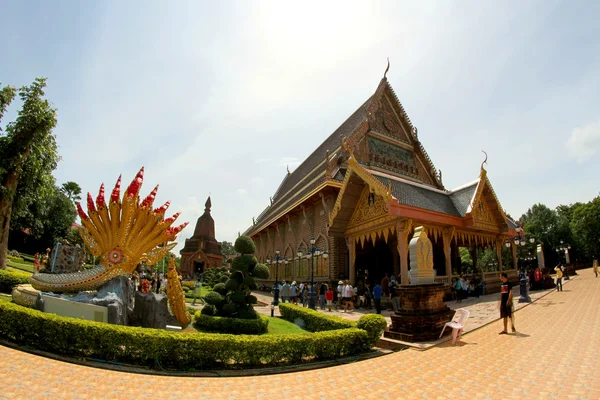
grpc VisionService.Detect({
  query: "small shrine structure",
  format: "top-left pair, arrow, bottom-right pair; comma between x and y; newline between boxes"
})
180,197 -> 223,276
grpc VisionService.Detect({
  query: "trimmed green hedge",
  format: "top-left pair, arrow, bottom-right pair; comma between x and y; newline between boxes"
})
0,301 -> 368,369
194,312 -> 269,334
279,303 -> 355,331
356,314 -> 388,347
279,303 -> 387,347
0,269 -> 31,293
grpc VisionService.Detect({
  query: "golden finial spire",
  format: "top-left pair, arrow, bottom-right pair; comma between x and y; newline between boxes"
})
384,57 -> 390,79
480,150 -> 488,177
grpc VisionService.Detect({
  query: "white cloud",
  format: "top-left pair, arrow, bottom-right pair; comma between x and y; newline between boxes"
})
567,121 -> 600,163
237,188 -> 248,195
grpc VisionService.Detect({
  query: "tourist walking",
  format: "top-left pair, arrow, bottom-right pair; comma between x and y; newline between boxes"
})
364,283 -> 372,309
554,265 -> 563,291
390,280 -> 400,311
325,286 -> 334,311
281,281 -> 290,303
372,282 -> 383,314
455,278 -> 463,303
302,284 -> 309,307
336,281 -> 344,310
381,273 -> 390,297
319,282 -> 327,310
498,272 -> 516,334
290,281 -> 298,304
343,281 -> 354,313
593,259 -> 599,278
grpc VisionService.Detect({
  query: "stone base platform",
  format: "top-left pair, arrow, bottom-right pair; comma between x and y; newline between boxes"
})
384,283 -> 454,342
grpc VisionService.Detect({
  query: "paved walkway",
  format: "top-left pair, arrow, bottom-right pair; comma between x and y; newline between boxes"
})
250,281 -> 557,347
1,269 -> 599,399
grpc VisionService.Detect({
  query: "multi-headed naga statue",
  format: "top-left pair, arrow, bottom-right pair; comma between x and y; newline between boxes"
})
29,167 -> 188,293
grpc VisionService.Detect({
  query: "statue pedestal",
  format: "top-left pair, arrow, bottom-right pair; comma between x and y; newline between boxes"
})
384,283 -> 453,342
409,269 -> 435,285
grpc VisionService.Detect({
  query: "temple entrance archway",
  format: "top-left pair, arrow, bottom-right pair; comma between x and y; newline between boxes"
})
194,260 -> 205,276
354,236 -> 395,286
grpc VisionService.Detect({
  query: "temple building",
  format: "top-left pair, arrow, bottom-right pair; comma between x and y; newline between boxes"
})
180,197 -> 223,277
245,74 -> 520,286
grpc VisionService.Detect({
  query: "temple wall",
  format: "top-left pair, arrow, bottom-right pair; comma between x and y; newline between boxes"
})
252,193 -> 340,283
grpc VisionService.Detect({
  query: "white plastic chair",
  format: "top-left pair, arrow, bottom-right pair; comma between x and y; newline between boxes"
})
439,308 -> 470,345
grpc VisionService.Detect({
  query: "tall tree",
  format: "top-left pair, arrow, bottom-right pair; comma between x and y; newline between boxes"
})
571,195 -> 600,260
0,78 -> 58,269
520,203 -> 560,267
220,240 -> 236,257
60,181 -> 82,203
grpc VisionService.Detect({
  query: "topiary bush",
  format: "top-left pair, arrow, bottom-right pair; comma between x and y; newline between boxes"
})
234,235 -> 256,254
204,291 -> 223,306
0,269 -> 31,293
356,314 -> 388,348
212,282 -> 227,296
207,235 -> 270,324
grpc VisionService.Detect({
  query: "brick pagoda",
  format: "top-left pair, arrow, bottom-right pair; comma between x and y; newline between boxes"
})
179,197 -> 223,277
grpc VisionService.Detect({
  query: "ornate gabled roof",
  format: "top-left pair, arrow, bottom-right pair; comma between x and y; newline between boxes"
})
249,73 -> 446,235
361,77 -> 444,190
448,181 -> 479,217
372,174 -> 461,217
271,98 -> 372,205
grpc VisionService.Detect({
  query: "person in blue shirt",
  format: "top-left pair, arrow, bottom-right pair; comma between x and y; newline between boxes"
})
372,283 -> 383,314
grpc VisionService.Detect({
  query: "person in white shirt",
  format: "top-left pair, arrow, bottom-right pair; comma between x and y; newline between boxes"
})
337,281 -> 344,310
343,281 -> 354,313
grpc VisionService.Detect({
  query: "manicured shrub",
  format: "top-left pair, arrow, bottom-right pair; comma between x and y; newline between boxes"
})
0,269 -> 31,293
356,314 -> 388,348
204,291 -> 222,305
207,236 -> 270,325
231,255 -> 257,273
194,312 -> 269,335
0,301 -> 371,369
200,304 -> 217,315
279,303 -> 355,332
252,263 -> 270,279
212,282 -> 227,295
225,278 -> 239,291
234,235 -> 256,255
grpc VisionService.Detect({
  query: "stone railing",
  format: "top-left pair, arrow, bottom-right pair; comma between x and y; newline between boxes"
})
433,269 -> 518,286
433,276 -> 451,285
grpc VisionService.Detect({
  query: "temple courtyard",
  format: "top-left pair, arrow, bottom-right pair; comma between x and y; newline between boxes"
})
1,268 -> 599,399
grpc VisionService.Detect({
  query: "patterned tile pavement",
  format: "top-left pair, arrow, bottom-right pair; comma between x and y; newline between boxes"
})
1,269 -> 599,399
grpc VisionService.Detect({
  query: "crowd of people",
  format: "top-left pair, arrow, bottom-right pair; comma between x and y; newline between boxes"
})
129,271 -> 172,294
270,273 -> 406,315
451,275 -> 486,303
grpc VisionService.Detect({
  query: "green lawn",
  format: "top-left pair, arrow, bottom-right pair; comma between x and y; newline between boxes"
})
185,316 -> 308,335
266,317 -> 308,335
0,294 -> 12,303
184,286 -> 213,302
7,266 -> 33,276
7,260 -> 35,273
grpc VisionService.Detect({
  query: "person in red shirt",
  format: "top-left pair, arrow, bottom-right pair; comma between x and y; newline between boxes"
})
533,267 -> 543,290
325,286 -> 334,312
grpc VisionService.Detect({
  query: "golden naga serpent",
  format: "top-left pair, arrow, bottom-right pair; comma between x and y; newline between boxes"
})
29,167 -> 188,296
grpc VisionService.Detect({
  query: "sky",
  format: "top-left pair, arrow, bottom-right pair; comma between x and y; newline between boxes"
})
1,0 -> 599,254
